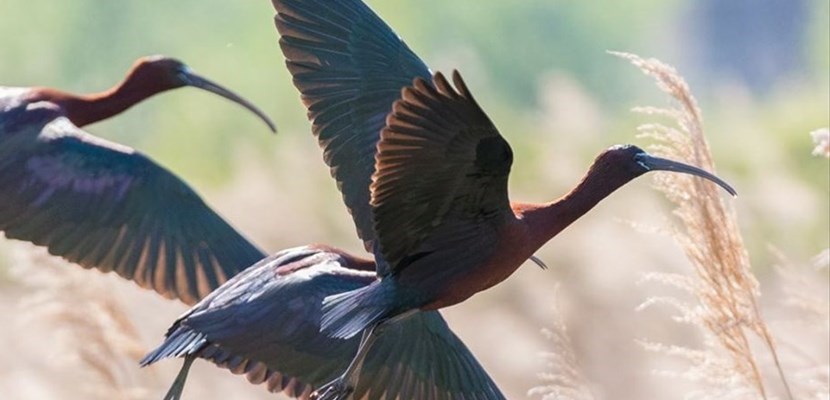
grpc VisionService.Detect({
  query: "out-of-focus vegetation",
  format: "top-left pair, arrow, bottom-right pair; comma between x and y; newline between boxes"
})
0,1 -> 827,399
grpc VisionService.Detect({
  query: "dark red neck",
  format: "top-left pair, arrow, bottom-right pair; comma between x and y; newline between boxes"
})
29,73 -> 172,128
518,159 -> 641,251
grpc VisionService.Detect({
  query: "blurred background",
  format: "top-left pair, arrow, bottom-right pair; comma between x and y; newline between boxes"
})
0,1 -> 827,399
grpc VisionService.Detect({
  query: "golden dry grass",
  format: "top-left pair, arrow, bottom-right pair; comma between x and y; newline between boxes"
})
6,243 -> 157,400
1,54 -> 826,400
532,53 -> 829,400
812,128 -> 830,159
617,51 -> 792,400
528,287 -> 595,400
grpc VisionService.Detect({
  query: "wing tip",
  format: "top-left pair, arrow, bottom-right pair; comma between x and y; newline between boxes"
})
451,69 -> 473,99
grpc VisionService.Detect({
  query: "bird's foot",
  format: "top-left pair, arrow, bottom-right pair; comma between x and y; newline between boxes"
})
311,379 -> 353,400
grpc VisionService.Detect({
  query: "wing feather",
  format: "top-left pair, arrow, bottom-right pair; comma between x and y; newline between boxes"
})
273,0 -> 431,250
0,118 -> 265,304
143,246 -> 505,399
370,71 -> 513,270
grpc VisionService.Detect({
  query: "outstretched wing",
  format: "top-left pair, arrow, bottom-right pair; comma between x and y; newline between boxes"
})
273,0 -> 431,250
371,71 -> 513,270
0,117 -> 266,305
355,312 -> 505,399
142,246 -> 504,399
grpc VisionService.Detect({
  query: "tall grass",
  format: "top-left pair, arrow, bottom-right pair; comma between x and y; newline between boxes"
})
8,243 -> 155,400
612,51 -> 794,400
529,287 -> 594,400
811,128 -> 829,158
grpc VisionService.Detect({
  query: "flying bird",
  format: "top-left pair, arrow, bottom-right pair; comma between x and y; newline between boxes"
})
144,0 -> 737,399
141,245 -> 504,400
0,56 -> 275,304
276,1 -> 734,398
0,55 -> 501,399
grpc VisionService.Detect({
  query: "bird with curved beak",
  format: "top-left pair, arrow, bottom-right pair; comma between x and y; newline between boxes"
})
269,2 -> 737,398
143,0 -> 735,400
0,55 -> 275,304
144,1 -> 738,399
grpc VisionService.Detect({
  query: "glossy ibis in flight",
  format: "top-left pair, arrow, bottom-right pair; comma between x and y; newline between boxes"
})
0,55 -> 498,399
0,55 -> 275,304
144,0 -> 736,399
142,245 -> 504,399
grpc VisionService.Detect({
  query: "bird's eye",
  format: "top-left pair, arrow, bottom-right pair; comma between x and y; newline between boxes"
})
633,152 -> 651,171
175,67 -> 193,83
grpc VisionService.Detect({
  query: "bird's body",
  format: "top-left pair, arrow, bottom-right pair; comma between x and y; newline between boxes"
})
0,56 -> 507,399
0,56 -> 275,304
384,135 -> 687,312
390,212 -> 525,311
141,245 -> 505,400
266,1 -> 735,398
445,214 -> 549,308
0,5 -> 738,400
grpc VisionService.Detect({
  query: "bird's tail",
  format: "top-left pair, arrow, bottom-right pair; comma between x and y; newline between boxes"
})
320,280 -> 398,339
140,329 -> 206,366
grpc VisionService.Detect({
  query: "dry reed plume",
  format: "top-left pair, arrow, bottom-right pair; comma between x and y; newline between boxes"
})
811,128 -> 829,158
768,246 -> 829,400
529,287 -> 595,400
611,51 -> 794,400
772,247 -> 829,325
8,243 -> 156,400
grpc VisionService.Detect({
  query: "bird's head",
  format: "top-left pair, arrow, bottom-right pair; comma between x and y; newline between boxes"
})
129,56 -> 190,89
126,55 -> 276,132
597,144 -> 736,196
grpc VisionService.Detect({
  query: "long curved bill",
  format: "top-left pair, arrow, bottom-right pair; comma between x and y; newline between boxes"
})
635,153 -> 737,197
180,70 -> 277,133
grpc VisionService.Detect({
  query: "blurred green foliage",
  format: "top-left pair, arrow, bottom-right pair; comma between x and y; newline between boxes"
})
0,5 -> 827,397
0,0 -> 827,264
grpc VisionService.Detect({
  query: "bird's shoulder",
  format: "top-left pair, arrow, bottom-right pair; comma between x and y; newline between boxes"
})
0,88 -> 65,135
187,246 -> 376,315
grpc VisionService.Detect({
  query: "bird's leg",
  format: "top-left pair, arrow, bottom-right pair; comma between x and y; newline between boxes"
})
312,310 -> 417,400
163,355 -> 196,400
311,326 -> 379,400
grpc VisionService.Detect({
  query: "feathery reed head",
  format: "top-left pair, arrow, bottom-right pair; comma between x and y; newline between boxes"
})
613,51 -> 793,400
